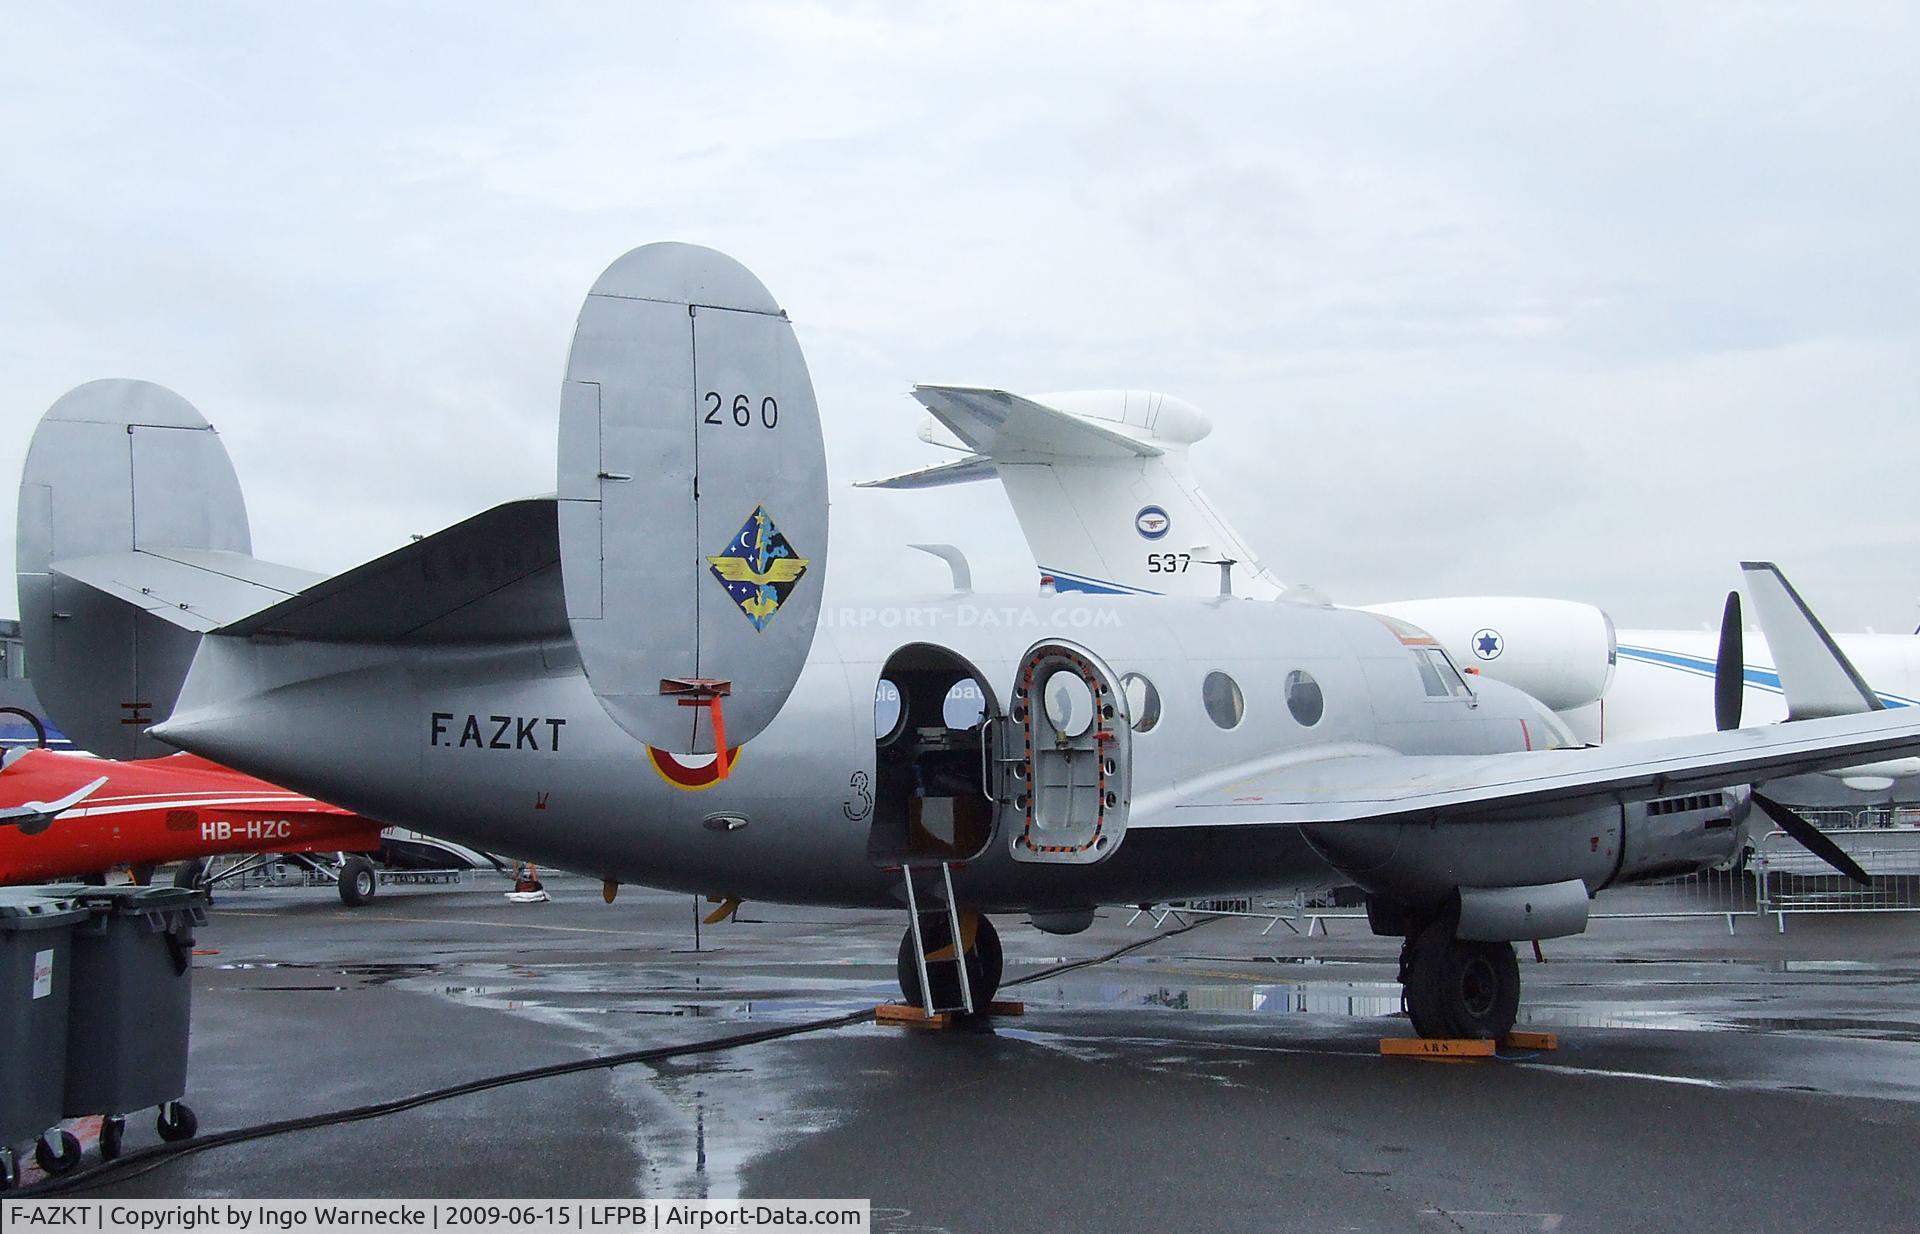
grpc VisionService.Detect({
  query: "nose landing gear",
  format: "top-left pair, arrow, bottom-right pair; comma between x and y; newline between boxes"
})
897,911 -> 1003,1011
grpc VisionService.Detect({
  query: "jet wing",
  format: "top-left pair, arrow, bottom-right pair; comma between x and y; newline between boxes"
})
1145,709 -> 1920,828
909,385 -> 1164,463
49,549 -> 322,632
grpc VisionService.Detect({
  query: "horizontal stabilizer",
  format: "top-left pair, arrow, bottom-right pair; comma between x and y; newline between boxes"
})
1739,562 -> 1883,720
51,549 -> 320,632
911,385 -> 1163,462
218,498 -> 564,643
855,454 -> 998,490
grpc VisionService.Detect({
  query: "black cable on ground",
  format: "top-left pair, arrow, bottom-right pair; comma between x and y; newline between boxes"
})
1005,913 -> 1215,987
19,1008 -> 876,1198
20,912 -> 1215,1197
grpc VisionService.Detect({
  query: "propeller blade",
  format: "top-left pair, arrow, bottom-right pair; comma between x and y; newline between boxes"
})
1715,589 -> 1744,732
1753,791 -> 1872,886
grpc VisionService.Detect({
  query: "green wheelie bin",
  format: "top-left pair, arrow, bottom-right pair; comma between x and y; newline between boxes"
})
47,884 -> 208,1163
0,889 -> 87,1189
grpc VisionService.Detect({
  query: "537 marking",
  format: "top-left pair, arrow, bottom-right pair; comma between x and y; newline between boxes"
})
702,391 -> 778,428
1145,552 -> 1191,574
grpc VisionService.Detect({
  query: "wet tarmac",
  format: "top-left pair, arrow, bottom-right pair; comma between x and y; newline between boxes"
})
30,873 -> 1920,1232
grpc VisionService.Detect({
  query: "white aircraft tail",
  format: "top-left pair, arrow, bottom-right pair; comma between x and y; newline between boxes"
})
860,386 -> 1282,598
15,380 -> 317,757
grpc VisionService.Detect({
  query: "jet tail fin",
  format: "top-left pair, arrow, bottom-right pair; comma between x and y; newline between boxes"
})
1739,561 -> 1883,719
864,385 -> 1280,599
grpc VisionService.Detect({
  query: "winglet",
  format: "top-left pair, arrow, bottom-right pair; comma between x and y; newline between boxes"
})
1739,562 -> 1883,720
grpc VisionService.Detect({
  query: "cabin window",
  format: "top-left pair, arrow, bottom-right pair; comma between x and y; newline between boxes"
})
1285,670 -> 1324,726
943,679 -> 986,729
1202,671 -> 1244,729
875,678 -> 907,743
1122,672 -> 1161,733
1042,670 -> 1097,738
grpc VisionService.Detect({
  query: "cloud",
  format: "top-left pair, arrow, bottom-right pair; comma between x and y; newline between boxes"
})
2,2 -> 1915,631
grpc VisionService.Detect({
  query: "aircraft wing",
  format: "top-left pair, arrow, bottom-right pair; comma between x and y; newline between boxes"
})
909,385 -> 1164,463
855,454 -> 999,490
49,549 -> 323,632
1146,709 -> 1920,828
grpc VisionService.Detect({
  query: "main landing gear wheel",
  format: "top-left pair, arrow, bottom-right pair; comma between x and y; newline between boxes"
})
897,913 -> 1002,1011
1401,920 -> 1520,1041
173,858 -> 212,904
157,1102 -> 198,1143
338,855 -> 378,907
35,1130 -> 81,1175
98,1115 -> 126,1162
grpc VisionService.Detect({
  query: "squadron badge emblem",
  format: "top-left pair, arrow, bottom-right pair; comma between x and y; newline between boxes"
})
707,505 -> 811,632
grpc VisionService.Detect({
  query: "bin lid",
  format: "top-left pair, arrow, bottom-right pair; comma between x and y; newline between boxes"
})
30,884 -> 206,914
0,887 -> 89,928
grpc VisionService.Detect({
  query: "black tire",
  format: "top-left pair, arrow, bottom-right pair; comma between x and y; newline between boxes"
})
157,1102 -> 198,1143
129,864 -> 157,887
172,859 -> 206,889
98,1116 -> 125,1162
35,1130 -> 81,1175
338,856 -> 377,907
896,913 -> 1002,1010
1403,920 -> 1520,1041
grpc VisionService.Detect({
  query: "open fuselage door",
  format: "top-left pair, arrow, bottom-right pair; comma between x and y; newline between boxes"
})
1007,641 -> 1130,864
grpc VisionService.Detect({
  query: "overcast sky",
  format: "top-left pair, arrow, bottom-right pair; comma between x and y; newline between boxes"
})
3,3 -> 1916,632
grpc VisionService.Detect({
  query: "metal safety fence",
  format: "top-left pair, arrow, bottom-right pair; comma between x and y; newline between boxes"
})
1147,826 -> 1920,936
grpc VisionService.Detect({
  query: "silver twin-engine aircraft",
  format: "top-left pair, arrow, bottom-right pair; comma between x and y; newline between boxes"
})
17,243 -> 1920,1040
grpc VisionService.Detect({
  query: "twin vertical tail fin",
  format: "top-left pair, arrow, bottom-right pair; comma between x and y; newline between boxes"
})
16,380 -> 255,758
556,243 -> 830,755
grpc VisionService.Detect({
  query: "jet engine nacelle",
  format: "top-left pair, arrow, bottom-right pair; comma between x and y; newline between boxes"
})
1363,597 -> 1616,714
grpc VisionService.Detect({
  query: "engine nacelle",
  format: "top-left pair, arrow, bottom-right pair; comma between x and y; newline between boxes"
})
1302,790 -> 1747,939
1363,597 -> 1616,713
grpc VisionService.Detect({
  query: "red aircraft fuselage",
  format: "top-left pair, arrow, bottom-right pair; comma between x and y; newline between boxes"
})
0,748 -> 381,883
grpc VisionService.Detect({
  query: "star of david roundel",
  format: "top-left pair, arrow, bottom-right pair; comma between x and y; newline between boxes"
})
707,505 -> 811,632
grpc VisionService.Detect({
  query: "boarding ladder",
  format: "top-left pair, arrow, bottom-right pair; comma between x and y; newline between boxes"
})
900,861 -> 974,1017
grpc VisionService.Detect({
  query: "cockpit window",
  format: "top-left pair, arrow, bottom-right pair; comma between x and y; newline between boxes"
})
1419,647 -> 1473,699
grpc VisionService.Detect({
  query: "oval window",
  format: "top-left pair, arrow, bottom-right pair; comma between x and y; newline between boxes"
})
1202,671 -> 1244,730
1042,670 -> 1096,737
943,679 -> 986,729
1285,669 -> 1324,727
874,678 -> 906,743
1122,672 -> 1161,733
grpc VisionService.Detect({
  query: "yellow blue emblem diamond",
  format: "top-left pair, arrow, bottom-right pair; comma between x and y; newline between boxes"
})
707,505 -> 811,632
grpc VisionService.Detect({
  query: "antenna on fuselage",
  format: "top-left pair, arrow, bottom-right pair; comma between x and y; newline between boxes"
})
1201,557 -> 1237,598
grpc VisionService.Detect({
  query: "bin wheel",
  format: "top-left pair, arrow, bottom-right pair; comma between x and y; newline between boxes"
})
157,1102 -> 198,1143
339,856 -> 378,907
99,1115 -> 126,1161
35,1130 -> 82,1175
